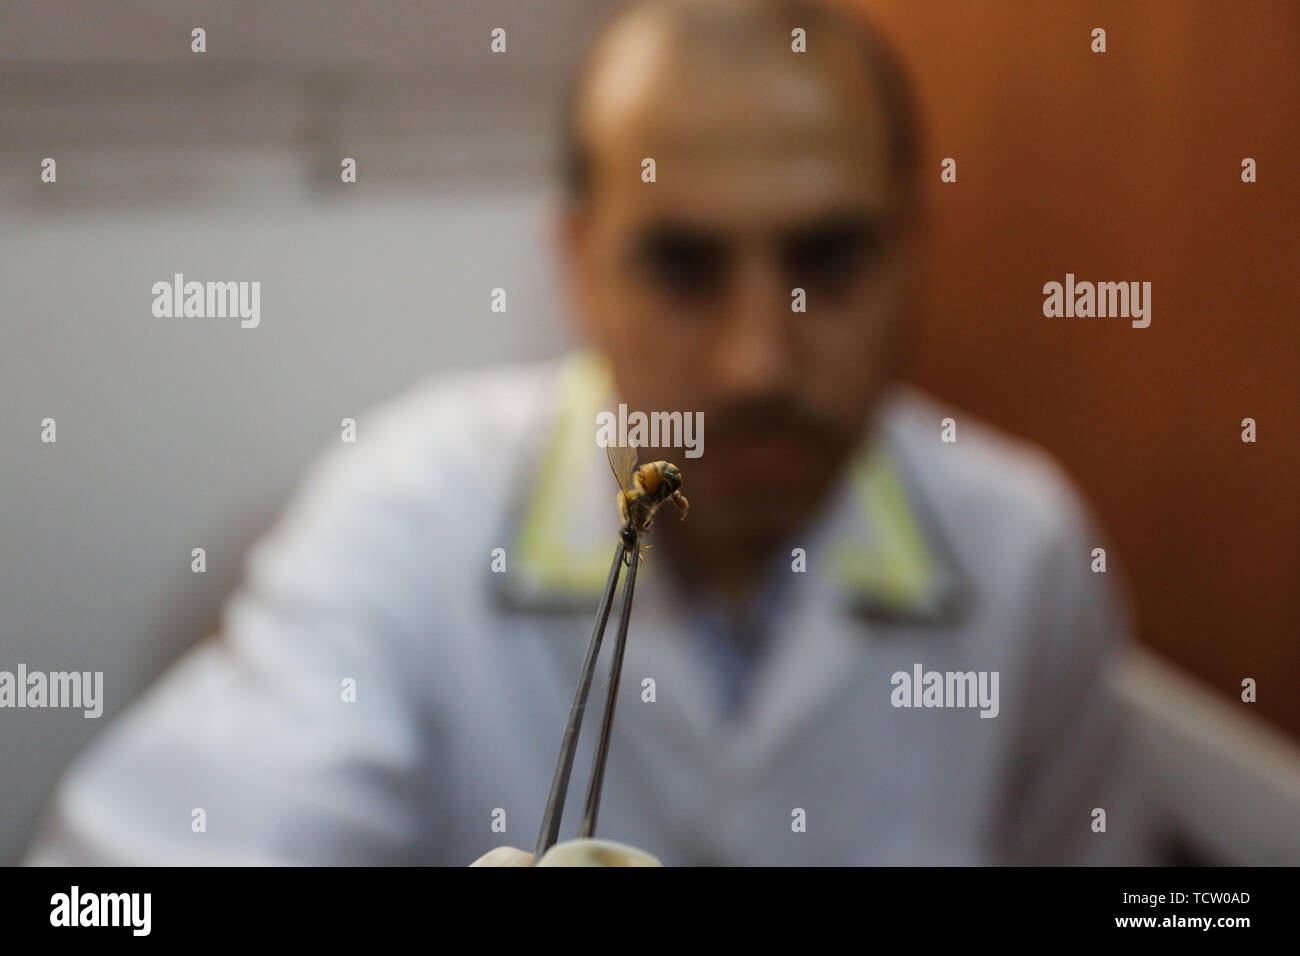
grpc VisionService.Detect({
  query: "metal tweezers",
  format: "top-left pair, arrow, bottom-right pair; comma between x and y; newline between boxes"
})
533,525 -> 641,861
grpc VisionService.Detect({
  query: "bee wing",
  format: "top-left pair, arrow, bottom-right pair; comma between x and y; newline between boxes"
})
606,443 -> 639,494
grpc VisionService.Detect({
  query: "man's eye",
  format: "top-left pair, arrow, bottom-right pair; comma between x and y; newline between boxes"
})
636,233 -> 728,299
782,224 -> 883,292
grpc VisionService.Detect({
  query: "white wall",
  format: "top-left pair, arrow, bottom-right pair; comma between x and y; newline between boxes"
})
0,172 -> 572,863
0,0 -> 619,867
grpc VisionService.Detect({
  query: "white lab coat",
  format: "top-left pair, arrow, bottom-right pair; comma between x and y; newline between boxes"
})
26,354 -> 1157,865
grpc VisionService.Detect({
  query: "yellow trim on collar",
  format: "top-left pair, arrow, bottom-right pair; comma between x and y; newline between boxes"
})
513,352 -> 616,596
513,352 -> 935,607
829,447 -> 935,608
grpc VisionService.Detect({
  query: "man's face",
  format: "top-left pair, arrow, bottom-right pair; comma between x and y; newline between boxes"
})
564,25 -> 919,547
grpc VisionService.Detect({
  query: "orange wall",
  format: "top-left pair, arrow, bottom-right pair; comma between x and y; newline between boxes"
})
859,0 -> 1300,736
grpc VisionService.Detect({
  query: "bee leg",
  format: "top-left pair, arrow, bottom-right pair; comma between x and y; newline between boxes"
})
671,491 -> 690,520
621,544 -> 652,567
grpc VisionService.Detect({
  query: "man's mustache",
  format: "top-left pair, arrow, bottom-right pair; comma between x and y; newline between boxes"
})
707,397 -> 848,449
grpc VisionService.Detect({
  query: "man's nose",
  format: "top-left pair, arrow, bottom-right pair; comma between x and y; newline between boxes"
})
713,248 -> 795,396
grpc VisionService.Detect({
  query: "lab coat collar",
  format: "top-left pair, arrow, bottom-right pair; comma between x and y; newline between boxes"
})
492,351 -> 970,627
490,352 -> 973,779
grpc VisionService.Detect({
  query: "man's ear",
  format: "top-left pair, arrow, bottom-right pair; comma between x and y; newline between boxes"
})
552,200 -> 597,342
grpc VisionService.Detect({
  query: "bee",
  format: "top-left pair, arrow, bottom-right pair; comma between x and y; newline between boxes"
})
606,444 -> 689,561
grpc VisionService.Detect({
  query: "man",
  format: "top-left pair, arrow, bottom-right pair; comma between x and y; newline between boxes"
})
28,0 -> 1155,865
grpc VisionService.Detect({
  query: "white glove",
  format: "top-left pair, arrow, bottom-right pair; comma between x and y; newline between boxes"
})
469,838 -> 661,867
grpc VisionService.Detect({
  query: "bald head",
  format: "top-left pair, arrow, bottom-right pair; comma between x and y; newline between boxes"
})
556,0 -> 928,589
561,0 -> 922,216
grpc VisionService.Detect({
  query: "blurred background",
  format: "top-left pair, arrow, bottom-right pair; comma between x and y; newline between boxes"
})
1,0 -> 1297,865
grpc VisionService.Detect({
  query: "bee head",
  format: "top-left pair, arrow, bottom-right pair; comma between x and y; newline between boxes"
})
661,462 -> 682,492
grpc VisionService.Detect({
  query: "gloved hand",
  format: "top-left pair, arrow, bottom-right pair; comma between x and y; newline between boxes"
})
469,838 -> 661,867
